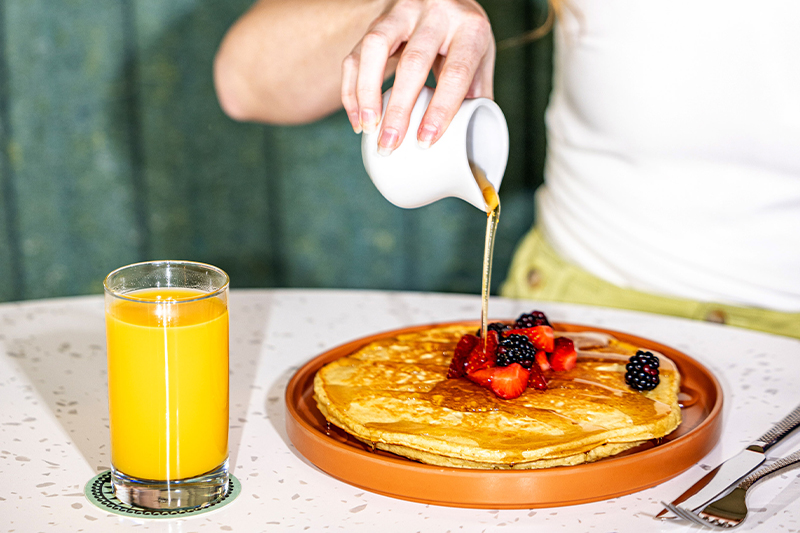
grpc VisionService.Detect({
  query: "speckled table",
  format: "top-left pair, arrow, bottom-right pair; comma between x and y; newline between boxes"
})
2,289 -> 799,532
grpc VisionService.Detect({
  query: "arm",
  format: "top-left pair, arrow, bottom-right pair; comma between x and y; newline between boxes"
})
214,0 -> 390,124
214,0 -> 495,154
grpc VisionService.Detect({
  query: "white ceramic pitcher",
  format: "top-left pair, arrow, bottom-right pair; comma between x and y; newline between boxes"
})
361,87 -> 509,212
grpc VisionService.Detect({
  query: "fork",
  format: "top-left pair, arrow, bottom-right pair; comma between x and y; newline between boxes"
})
663,449 -> 800,529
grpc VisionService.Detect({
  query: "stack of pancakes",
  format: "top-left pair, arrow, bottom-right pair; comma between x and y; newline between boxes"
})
313,324 -> 681,469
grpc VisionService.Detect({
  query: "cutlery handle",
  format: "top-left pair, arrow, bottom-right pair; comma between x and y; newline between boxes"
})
739,449 -> 800,491
748,403 -> 800,453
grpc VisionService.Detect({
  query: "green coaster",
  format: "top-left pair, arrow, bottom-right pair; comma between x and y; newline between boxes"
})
84,471 -> 241,519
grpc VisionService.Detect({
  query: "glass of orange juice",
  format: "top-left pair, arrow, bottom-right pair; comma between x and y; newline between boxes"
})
104,261 -> 230,510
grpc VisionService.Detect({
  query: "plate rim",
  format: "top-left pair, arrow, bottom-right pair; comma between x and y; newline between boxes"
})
285,320 -> 723,508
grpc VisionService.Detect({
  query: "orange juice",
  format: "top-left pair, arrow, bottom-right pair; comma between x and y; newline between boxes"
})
106,287 -> 229,481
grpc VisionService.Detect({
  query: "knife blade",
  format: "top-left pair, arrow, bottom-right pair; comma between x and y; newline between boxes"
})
656,402 -> 800,520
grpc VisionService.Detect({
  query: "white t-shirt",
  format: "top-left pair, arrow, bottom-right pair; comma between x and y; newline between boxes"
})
537,0 -> 800,312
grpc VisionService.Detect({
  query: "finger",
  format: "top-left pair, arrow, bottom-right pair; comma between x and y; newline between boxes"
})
419,16 -> 492,147
356,13 -> 413,133
342,48 -> 362,133
377,15 -> 448,155
465,34 -> 495,100
343,46 -> 407,134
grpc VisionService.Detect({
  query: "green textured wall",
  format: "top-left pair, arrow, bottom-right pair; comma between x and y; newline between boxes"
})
0,0 -> 552,302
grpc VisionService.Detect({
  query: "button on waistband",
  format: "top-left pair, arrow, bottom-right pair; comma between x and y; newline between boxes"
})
527,268 -> 542,288
704,309 -> 727,324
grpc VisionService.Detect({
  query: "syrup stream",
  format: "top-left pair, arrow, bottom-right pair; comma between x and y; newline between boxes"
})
480,203 -> 500,340
470,162 -> 500,341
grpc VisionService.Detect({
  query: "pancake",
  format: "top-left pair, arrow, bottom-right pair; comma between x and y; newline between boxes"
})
313,324 -> 681,469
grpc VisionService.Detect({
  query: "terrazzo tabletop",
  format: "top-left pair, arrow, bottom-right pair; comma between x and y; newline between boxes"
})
2,288 -> 800,532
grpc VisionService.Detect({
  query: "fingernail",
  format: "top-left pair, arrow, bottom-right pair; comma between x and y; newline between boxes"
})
377,127 -> 399,156
360,109 -> 378,134
418,125 -> 437,149
350,112 -> 362,134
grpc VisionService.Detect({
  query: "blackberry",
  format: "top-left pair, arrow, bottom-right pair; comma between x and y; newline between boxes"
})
514,310 -> 551,329
476,322 -> 510,337
624,350 -> 660,391
496,334 -> 536,369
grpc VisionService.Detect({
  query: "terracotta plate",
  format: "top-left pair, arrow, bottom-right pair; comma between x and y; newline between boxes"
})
285,322 -> 723,509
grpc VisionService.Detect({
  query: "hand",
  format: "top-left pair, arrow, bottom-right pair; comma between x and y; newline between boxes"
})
342,0 -> 495,155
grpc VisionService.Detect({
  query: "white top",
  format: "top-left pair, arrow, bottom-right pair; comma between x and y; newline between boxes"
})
2,289 -> 800,532
537,0 -> 800,311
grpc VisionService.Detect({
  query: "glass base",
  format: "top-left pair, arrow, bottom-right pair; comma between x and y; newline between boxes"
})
111,460 -> 229,510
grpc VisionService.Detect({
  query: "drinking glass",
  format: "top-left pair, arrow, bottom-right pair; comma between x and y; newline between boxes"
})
104,261 -> 230,510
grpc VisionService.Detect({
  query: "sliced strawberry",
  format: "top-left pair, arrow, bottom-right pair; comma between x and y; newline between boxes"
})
447,334 -> 480,378
534,349 -> 550,372
464,330 -> 499,374
506,325 -> 554,352
489,363 -> 529,399
466,367 -> 494,388
528,360 -> 548,390
550,336 -> 577,372
483,329 -> 499,366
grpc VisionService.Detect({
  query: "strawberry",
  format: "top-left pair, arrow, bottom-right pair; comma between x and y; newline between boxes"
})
466,367 -> 494,388
534,349 -> 550,372
506,325 -> 554,352
550,336 -> 577,372
483,329 -> 499,366
447,334 -> 480,378
528,359 -> 548,390
464,329 -> 499,374
489,363 -> 530,399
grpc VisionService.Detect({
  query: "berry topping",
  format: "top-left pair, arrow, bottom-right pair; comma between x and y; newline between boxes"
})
496,334 -> 537,368
476,322 -> 511,337
466,366 -> 494,388
489,363 -> 530,399
464,329 -> 499,374
447,334 -> 480,378
534,350 -> 550,372
513,310 -> 551,329
527,359 -> 549,391
506,325 -> 555,353
550,337 -> 577,372
448,311 -> 565,399
625,350 -> 661,391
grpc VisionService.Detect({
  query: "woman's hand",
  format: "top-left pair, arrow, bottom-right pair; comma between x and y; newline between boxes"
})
342,0 -> 495,155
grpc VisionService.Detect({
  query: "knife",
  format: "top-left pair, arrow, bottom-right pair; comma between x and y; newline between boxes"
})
656,402 -> 800,520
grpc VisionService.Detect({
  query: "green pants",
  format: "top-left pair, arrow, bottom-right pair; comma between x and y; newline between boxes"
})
500,227 -> 800,340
